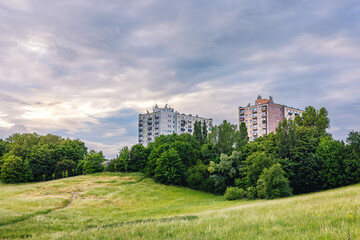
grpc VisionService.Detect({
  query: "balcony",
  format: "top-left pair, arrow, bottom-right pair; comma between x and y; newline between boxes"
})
148,127 -> 152,130
139,128 -> 143,132
252,115 -> 257,118
262,107 -> 267,112
148,137 -> 152,141
253,126 -> 258,130
155,120 -> 159,124
240,117 -> 245,121
188,129 -> 193,132
154,115 -> 159,119
253,121 -> 257,125
148,117 -> 152,120
139,119 -> 143,122
252,109 -> 258,113
262,125 -> 267,129
288,112 -> 293,116
262,119 -> 267,124
147,132 -> 152,135
155,125 -> 159,129
181,128 -> 185,131
253,133 -> 258,137
155,132 -> 159,135
139,123 -> 143,127
240,110 -> 245,115
139,139 -> 142,142
148,121 -> 152,125
139,134 -> 143,137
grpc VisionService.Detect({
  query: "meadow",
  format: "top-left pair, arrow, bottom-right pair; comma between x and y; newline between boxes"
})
0,172 -> 359,239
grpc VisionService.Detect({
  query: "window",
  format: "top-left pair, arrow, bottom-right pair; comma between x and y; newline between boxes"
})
250,114 -> 253,117
245,114 -> 248,118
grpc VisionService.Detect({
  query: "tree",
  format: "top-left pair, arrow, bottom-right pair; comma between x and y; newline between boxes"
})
154,148 -> 185,185
275,118 -> 297,159
200,143 -> 217,165
235,122 -> 249,150
239,152 -> 277,189
344,131 -> 360,185
295,106 -> 330,137
0,154 -> 33,183
208,120 -> 238,154
55,159 -> 76,178
186,163 -> 213,191
257,163 -> 292,199
193,121 -> 202,144
83,150 -> 105,174
317,138 -> 346,189
201,121 -> 208,145
208,151 -> 239,194
129,144 -> 149,172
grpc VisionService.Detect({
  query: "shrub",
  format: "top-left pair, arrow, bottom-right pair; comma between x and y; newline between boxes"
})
257,164 -> 292,199
224,187 -> 247,200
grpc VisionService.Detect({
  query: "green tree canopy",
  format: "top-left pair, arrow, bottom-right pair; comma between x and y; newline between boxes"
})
0,154 -> 33,183
154,148 -> 185,185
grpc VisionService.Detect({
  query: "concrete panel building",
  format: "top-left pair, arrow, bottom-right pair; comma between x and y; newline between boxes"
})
139,104 -> 213,146
239,96 -> 303,141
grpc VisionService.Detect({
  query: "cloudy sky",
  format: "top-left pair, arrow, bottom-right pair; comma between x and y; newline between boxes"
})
0,0 -> 359,158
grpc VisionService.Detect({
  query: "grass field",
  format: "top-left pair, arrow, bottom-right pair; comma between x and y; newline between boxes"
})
0,172 -> 359,239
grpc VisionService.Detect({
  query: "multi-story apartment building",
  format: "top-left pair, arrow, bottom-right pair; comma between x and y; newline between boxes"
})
239,96 -> 303,141
139,104 -> 213,146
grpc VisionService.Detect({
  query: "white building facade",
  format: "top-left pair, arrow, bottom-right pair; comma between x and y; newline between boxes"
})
138,105 -> 213,146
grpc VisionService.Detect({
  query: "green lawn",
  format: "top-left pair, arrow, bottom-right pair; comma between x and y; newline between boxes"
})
0,172 -> 359,239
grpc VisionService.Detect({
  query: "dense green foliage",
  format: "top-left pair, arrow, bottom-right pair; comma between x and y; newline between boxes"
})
0,154 -> 33,183
224,186 -> 247,200
83,150 -> 106,174
106,105 -> 360,200
0,133 -> 100,183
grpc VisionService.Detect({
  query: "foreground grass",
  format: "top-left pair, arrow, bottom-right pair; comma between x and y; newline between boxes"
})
0,173 -> 359,239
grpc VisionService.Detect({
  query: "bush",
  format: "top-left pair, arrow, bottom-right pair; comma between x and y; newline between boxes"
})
257,164 -> 292,199
224,187 -> 247,200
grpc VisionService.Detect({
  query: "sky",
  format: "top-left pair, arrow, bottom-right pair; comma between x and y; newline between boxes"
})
0,0 -> 360,158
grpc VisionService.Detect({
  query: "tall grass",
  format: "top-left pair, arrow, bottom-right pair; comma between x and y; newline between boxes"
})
0,172 -> 359,239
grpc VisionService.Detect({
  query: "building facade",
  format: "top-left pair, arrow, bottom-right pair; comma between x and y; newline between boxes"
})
139,104 -> 213,146
239,96 -> 303,141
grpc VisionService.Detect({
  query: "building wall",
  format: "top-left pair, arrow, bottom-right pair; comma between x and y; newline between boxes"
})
239,97 -> 303,141
139,105 -> 212,146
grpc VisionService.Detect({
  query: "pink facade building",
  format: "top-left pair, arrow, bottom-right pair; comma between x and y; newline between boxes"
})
239,96 -> 303,141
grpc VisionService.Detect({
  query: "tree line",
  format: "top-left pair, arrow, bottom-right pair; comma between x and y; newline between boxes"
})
0,133 -> 106,183
106,106 -> 360,200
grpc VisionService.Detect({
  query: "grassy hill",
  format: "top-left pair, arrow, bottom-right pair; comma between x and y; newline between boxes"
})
0,173 -> 359,239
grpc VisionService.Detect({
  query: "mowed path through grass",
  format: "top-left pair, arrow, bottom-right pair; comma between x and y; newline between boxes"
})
1,172 -> 360,239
